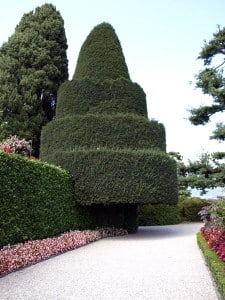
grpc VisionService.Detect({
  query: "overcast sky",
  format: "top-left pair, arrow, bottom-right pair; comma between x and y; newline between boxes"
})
1,0 -> 225,162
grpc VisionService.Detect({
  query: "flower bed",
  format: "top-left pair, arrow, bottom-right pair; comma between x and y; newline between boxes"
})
199,197 -> 225,262
198,198 -> 225,299
201,227 -> 225,262
0,228 -> 127,277
197,232 -> 225,299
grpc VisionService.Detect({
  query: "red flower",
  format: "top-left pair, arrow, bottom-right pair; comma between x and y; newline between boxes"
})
0,145 -> 13,153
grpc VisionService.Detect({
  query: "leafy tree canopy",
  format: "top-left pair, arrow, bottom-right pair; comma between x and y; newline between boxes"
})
189,26 -> 225,141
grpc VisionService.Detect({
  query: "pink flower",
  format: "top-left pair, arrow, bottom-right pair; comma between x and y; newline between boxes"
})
0,228 -> 128,277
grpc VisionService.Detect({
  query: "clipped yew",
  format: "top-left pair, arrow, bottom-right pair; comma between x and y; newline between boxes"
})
40,22 -> 178,232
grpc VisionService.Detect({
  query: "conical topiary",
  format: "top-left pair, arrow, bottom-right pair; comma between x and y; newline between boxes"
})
73,22 -> 130,81
40,22 -> 178,232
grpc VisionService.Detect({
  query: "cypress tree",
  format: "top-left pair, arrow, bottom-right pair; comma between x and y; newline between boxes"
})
0,4 -> 68,155
40,23 -> 178,232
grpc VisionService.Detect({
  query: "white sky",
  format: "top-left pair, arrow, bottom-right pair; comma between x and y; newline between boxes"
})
0,0 -> 225,162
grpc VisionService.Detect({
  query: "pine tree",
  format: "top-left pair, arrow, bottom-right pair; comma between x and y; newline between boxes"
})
0,4 -> 68,155
189,26 -> 225,141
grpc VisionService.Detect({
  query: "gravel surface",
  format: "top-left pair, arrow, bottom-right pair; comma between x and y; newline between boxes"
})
0,223 -> 220,300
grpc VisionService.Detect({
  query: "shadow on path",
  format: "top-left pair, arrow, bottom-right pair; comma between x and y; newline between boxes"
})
118,222 -> 203,241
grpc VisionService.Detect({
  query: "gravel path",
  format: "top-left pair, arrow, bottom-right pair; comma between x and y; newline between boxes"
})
0,223 -> 220,300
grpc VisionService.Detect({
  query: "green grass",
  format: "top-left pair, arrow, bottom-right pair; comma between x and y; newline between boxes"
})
197,232 -> 225,299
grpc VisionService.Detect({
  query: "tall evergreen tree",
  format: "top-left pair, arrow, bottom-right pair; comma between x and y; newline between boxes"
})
0,4 -> 68,155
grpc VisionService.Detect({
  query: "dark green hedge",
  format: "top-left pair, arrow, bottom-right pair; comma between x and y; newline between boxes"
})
0,151 -> 93,248
138,204 -> 181,226
56,78 -> 147,118
40,114 -> 166,157
73,23 -> 130,81
197,233 -> 225,299
42,148 -> 178,206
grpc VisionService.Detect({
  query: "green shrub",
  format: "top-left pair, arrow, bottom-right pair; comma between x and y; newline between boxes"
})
138,204 -> 181,226
178,197 -> 211,222
0,151 -> 91,247
42,148 -> 178,206
197,232 -> 225,299
40,114 -> 166,157
56,78 -> 148,118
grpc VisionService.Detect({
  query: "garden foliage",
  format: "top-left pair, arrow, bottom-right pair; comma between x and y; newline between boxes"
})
178,197 -> 211,222
0,135 -> 32,156
197,232 -> 225,299
189,26 -> 225,141
0,150 -> 82,247
0,3 -> 68,155
56,79 -> 148,117
0,228 -> 128,277
138,204 -> 181,226
40,22 -> 178,232
198,198 -> 225,299
45,149 -> 177,205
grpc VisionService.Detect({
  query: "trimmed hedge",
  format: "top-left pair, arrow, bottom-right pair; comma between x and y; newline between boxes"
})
42,148 -> 178,206
40,114 -> 166,157
178,197 -> 211,222
197,232 -> 225,299
0,151 -> 94,248
73,23 -> 130,81
138,204 -> 181,226
56,78 -> 148,118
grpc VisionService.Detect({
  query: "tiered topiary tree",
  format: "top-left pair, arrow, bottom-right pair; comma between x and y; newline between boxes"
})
40,23 -> 178,232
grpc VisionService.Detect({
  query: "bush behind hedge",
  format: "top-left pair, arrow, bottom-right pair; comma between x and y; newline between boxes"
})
138,204 -> 181,226
178,197 -> 211,222
56,78 -> 147,118
42,148 -> 178,206
40,114 -> 166,157
0,151 -> 93,248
